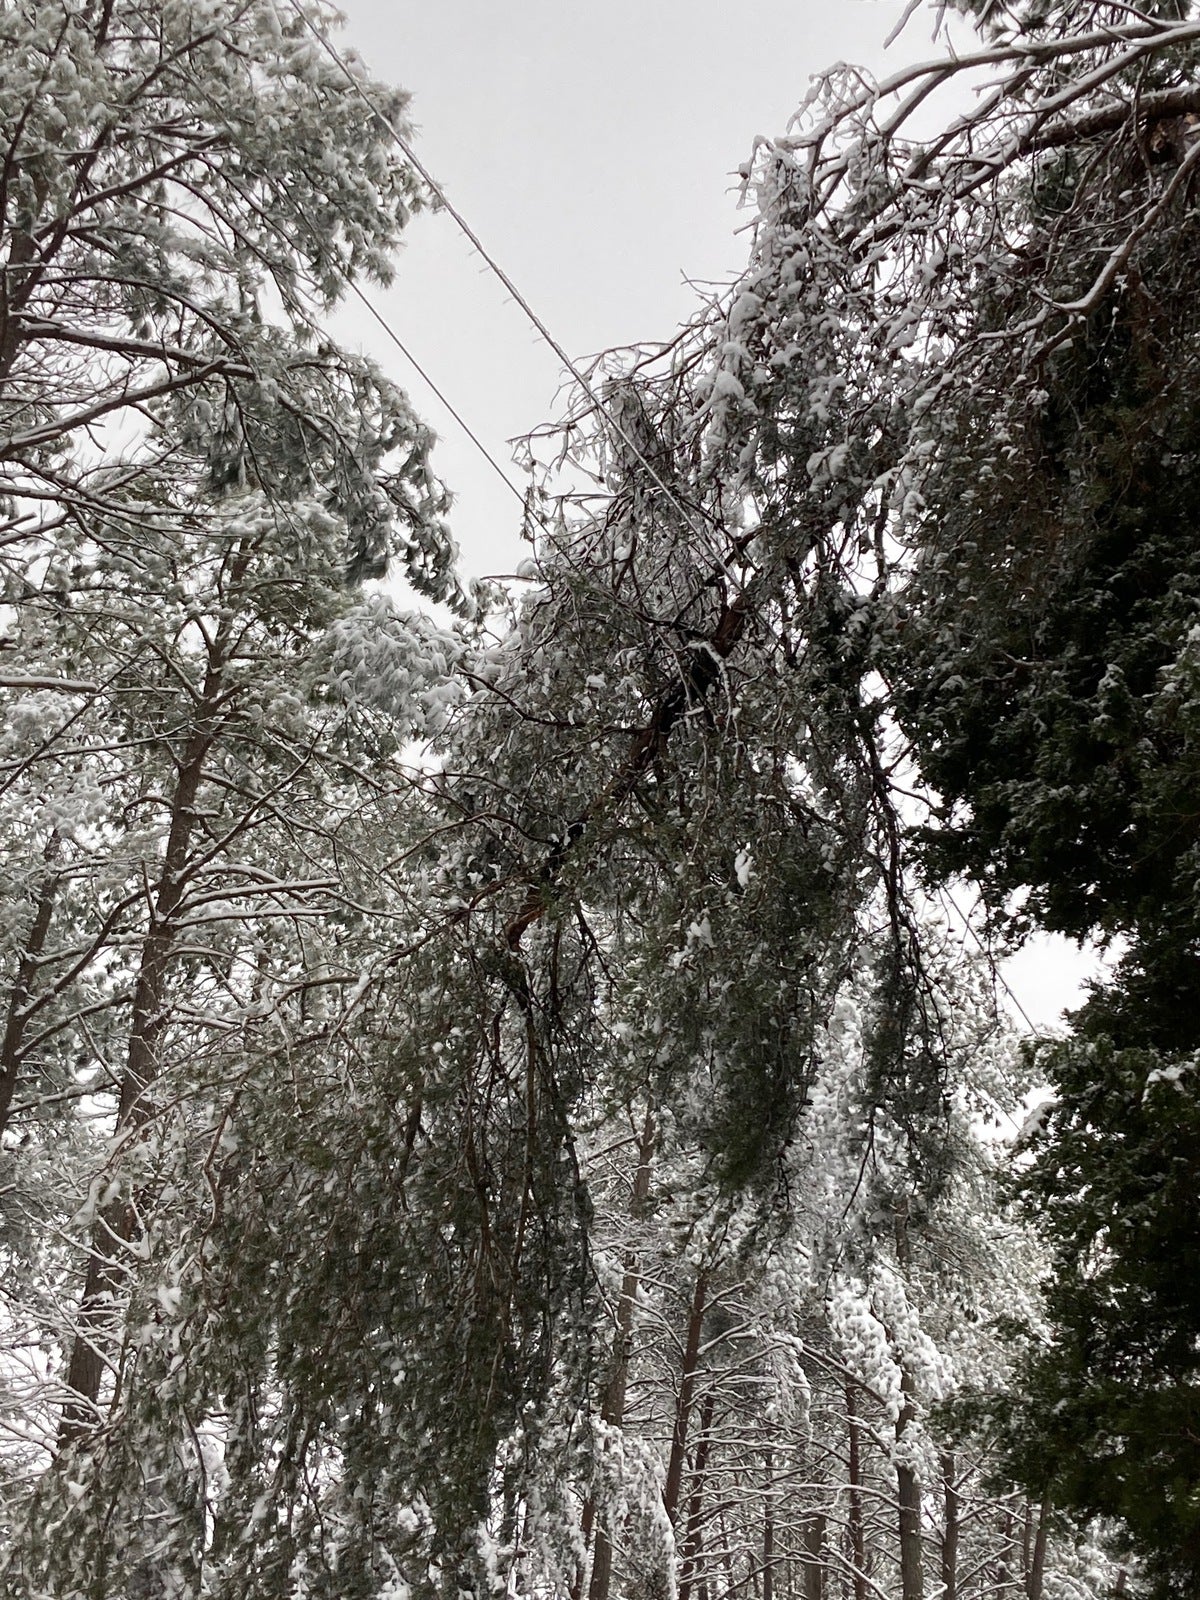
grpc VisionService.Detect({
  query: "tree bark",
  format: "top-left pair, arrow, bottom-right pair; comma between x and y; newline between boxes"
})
893,1200 -> 923,1600
677,1389 -> 716,1600
1026,1498 -> 1049,1600
846,1381 -> 868,1600
580,1103 -> 656,1600
896,1412 -> 923,1600
801,1512 -> 825,1600
940,1451 -> 959,1600
0,836 -> 61,1138
662,1266 -> 709,1527
761,1447 -> 775,1600
59,639 -> 230,1444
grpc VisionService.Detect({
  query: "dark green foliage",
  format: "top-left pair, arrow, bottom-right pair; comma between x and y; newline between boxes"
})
861,936 -> 958,1204
893,125 -> 1200,1597
901,248 -> 1200,956
1004,1039 -> 1200,1598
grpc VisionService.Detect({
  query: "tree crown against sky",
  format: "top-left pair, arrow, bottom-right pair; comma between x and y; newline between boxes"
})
0,0 -> 462,596
603,3 -> 1200,1590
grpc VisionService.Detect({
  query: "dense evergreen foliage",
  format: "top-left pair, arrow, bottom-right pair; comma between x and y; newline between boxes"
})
1007,1037 -> 1200,1598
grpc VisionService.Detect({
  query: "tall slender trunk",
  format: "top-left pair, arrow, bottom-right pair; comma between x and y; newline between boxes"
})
896,1372 -> 923,1600
761,1447 -> 775,1600
0,186 -> 46,385
1026,1498 -> 1049,1600
846,1381 -> 868,1600
801,1512 -> 825,1600
661,1266 -> 709,1527
581,1104 -> 656,1600
0,834 -> 61,1137
994,1508 -> 1015,1594
940,1451 -> 958,1600
1022,1500 -> 1033,1579
677,1389 -> 716,1600
59,642 -> 230,1444
893,1200 -> 923,1600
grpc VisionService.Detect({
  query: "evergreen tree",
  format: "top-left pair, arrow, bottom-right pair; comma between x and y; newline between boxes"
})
547,3 -> 1200,1589
879,11 -> 1200,1591
0,2 -> 468,1591
7,0 -> 1200,1595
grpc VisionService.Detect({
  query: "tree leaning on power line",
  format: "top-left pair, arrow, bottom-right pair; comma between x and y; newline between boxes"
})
522,2 -> 1200,1591
7,0 -> 1200,1596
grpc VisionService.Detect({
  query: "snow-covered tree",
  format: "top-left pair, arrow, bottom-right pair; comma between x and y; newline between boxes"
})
4,0 -> 1197,1596
0,2 -> 470,1591
518,4 -> 1200,1590
0,0 -> 459,592
0,480 -> 464,1595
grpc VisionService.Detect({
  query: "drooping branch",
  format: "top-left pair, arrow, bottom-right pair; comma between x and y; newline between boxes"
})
504,593 -> 748,952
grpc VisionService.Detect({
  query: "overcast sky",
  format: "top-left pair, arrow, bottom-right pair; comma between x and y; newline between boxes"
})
329,0 -> 935,569
327,0 -> 1103,1029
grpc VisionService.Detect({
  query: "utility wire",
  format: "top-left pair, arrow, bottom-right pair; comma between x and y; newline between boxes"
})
284,0 -> 729,571
939,881 -> 1041,1040
289,1 -> 1051,1096
937,882 -> 1057,1143
925,886 -> 1038,1139
344,279 -> 529,514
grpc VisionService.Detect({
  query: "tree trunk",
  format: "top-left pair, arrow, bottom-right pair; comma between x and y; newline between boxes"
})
59,641 -> 229,1444
581,1103 -> 656,1600
1026,1498 -> 1049,1600
677,1389 -> 716,1600
893,1199 -> 923,1600
846,1382 -> 868,1600
896,1427 -> 923,1600
662,1266 -> 709,1526
0,836 -> 61,1137
761,1448 -> 775,1600
940,1451 -> 958,1600
994,1508 -> 1015,1594
801,1512 -> 825,1600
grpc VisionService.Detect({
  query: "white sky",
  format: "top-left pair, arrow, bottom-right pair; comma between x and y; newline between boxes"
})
331,0 -> 931,569
328,0 -> 1105,1028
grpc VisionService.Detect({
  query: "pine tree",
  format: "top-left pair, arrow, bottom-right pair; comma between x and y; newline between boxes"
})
533,3 -> 1200,1590
9,1 -> 1200,1594
0,2 -> 469,1591
876,11 -> 1200,1591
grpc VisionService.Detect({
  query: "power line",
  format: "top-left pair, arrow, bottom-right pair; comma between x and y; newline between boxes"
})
939,882 -> 1040,1040
282,0 -> 730,573
936,882 -> 1047,1142
286,1 -> 1053,1142
344,279 -> 529,515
